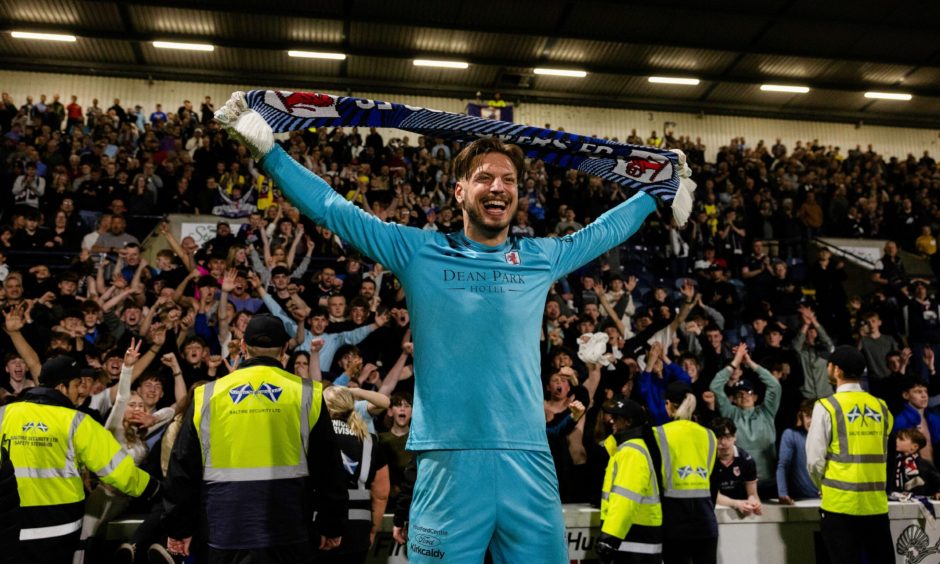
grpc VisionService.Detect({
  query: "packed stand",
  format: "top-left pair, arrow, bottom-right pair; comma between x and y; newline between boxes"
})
1,91 -> 940,558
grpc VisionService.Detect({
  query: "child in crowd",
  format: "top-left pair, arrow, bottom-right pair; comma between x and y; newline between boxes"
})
892,427 -> 940,498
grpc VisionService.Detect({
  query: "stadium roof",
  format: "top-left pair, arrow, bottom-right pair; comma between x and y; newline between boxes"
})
2,0 -> 939,128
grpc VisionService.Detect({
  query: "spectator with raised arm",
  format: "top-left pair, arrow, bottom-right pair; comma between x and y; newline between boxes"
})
711,343 -> 781,496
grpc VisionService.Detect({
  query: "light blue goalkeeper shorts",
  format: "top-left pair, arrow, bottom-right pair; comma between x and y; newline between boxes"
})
407,449 -> 567,563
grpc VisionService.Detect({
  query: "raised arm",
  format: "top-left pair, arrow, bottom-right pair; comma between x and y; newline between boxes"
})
259,225 -> 275,268
548,191 -> 657,279
349,387 -> 391,413
670,280 -> 697,332
287,223 -> 304,266
260,145 -> 426,275
216,184 -> 234,205
582,362 -> 602,409
3,304 -> 42,379
748,352 -> 781,415
598,290 -> 627,338
309,338 -> 324,381
159,222 -> 194,271
377,343 -> 411,397
106,338 -> 143,433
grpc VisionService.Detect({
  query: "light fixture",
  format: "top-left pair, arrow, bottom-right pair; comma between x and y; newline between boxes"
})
760,84 -> 810,93
288,50 -> 346,60
648,76 -> 700,85
864,91 -> 912,101
413,59 -> 469,69
533,68 -> 587,78
11,31 -> 77,42
152,41 -> 215,52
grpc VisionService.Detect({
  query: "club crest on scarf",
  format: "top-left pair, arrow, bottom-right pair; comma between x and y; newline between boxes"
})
265,91 -> 340,119
612,150 -> 673,184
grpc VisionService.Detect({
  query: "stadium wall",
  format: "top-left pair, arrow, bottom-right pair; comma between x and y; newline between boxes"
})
4,70 -> 939,162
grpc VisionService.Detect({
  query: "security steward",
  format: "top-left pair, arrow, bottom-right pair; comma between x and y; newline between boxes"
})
321,385 -> 390,564
654,381 -> 719,564
1,435 -> 23,564
0,355 -> 157,564
161,314 -> 348,563
595,397 -> 663,564
806,345 -> 894,564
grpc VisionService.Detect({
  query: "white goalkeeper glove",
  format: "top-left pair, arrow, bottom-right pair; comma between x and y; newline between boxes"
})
214,91 -> 275,160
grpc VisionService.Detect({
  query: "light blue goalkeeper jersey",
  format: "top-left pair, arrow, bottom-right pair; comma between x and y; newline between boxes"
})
263,146 -> 656,452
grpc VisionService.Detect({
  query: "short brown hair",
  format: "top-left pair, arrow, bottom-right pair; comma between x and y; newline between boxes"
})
897,427 -> 927,450
452,138 -> 525,181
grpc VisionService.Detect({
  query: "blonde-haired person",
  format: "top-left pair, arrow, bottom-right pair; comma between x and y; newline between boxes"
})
75,338 -> 177,563
322,386 -> 390,564
654,381 -> 719,564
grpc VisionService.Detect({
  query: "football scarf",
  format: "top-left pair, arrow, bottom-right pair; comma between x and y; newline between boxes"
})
240,90 -> 695,224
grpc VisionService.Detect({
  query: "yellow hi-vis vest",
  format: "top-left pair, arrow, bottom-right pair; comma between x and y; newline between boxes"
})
193,365 -> 322,482
819,391 -> 892,516
601,437 -> 662,554
0,401 -> 150,539
654,420 -> 716,499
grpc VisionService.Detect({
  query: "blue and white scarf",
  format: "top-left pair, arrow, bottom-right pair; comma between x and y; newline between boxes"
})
241,90 -> 695,224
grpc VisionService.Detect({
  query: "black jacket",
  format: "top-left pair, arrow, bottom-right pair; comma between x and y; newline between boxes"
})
0,438 -> 22,563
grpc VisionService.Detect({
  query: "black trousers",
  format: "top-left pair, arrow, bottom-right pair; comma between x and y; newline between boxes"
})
314,549 -> 368,564
603,552 -> 663,564
819,509 -> 894,564
20,530 -> 81,564
208,542 -> 314,564
662,537 -> 718,564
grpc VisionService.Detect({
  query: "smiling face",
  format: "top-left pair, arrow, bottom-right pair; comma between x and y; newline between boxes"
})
137,376 -> 164,408
5,357 -> 26,382
455,152 -> 519,245
734,387 -> 757,409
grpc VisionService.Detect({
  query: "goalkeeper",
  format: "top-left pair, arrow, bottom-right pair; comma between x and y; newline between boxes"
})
216,93 -> 693,563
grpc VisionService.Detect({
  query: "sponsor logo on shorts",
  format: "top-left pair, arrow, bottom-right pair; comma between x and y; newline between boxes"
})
413,525 -> 448,536
414,534 -> 440,547
410,525 -> 447,558
409,543 -> 445,559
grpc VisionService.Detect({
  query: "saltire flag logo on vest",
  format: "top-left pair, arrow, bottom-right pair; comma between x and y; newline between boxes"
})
229,383 -> 283,404
847,404 -> 882,425
677,465 -> 707,479
341,451 -> 359,475
21,421 -> 48,433
243,90 -> 683,202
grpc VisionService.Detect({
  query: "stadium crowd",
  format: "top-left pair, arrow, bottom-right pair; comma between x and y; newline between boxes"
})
1,91 -> 940,561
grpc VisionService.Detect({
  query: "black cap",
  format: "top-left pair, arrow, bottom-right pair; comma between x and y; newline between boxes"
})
602,396 -> 647,425
271,266 -> 290,278
40,355 -> 81,388
827,345 -> 867,378
665,381 -> 693,405
732,379 -> 755,394
243,314 -> 290,348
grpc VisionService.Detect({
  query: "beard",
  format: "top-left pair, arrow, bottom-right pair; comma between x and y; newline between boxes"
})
461,197 -> 517,239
